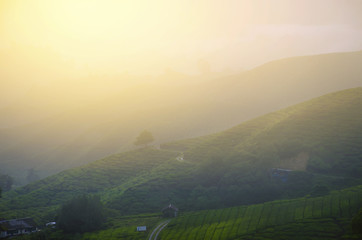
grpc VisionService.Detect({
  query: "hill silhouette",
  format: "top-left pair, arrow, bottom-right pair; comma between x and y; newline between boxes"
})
0,51 -> 361,183
0,88 -> 361,223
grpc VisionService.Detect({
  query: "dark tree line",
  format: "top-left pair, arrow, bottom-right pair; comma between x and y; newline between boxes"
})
352,208 -> 362,234
57,195 -> 105,233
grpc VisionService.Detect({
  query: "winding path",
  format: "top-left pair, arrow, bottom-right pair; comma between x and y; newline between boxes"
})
148,219 -> 171,240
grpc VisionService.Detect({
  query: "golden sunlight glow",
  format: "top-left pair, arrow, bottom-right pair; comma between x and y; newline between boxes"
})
0,0 -> 361,105
0,0 -> 361,180
1,0 -> 361,76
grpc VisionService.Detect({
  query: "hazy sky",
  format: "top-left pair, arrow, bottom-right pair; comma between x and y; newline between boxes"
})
1,0 -> 362,75
1,0 -> 362,175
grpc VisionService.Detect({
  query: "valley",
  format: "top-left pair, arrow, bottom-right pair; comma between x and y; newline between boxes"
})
1,51 -> 362,184
1,2 -> 362,239
1,87 -> 362,239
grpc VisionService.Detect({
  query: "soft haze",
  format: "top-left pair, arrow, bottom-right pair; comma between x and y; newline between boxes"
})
1,0 -> 362,182
1,2 -> 362,238
1,0 -> 361,75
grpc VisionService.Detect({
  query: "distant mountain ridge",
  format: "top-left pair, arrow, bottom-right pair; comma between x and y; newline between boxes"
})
0,88 -> 361,223
0,51 -> 361,183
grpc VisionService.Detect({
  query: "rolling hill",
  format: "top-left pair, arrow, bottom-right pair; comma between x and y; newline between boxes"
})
7,185 -> 362,240
0,88 -> 361,225
1,51 -> 362,183
159,185 -> 362,240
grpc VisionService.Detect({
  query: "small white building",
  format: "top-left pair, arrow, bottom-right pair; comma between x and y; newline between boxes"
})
45,222 -> 56,228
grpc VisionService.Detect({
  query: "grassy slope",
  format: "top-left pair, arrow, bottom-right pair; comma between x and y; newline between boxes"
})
0,88 -> 361,224
11,185 -> 362,240
1,51 -> 361,181
163,87 -> 362,176
115,88 -> 362,212
80,213 -> 162,240
0,148 -> 185,221
160,185 -> 362,240
12,213 -> 163,240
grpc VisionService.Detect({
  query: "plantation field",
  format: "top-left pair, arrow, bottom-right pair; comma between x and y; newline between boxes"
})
160,185 -> 362,240
2,88 -> 362,222
3,88 -> 362,240
13,213 -> 163,240
81,214 -> 162,240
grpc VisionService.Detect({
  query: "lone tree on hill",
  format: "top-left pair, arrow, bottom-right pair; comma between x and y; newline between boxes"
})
134,130 -> 154,147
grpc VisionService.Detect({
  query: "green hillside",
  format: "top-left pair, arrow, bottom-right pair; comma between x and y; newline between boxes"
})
1,88 -> 362,226
160,185 -> 362,240
11,212 -> 163,240
1,51 -> 361,183
163,87 -> 362,177
107,88 -> 362,212
13,185 -> 362,240
0,148 -> 182,217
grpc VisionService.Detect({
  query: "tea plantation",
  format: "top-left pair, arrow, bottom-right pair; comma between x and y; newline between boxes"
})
159,185 -> 362,240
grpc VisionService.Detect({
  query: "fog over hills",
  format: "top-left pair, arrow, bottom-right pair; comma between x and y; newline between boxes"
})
0,51 -> 361,183
0,87 -> 361,224
1,1 -> 362,239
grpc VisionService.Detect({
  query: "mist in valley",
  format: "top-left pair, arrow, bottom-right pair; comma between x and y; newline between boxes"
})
1,1 -> 362,239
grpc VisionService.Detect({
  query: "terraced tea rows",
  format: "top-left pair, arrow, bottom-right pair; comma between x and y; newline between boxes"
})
160,185 -> 362,240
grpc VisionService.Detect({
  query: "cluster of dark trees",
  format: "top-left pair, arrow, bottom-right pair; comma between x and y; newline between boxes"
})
352,208 -> 362,234
57,195 -> 105,233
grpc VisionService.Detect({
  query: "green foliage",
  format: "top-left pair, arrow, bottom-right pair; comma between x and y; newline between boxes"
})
1,88 -> 362,229
160,185 -> 362,240
57,195 -> 105,233
12,228 -> 71,240
134,130 -> 154,147
82,213 -> 161,240
351,208 -> 362,234
12,213 -> 162,240
166,88 -> 362,179
0,173 -> 13,191
310,185 -> 330,197
0,148 -> 179,212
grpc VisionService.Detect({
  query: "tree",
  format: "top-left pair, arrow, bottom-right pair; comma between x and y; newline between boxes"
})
0,174 -> 13,191
134,130 -> 154,147
310,185 -> 329,197
26,168 -> 40,184
57,195 -> 105,233
352,208 -> 362,234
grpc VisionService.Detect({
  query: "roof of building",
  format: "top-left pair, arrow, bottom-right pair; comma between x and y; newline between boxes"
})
271,168 -> 292,172
0,218 -> 37,231
162,203 -> 179,212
